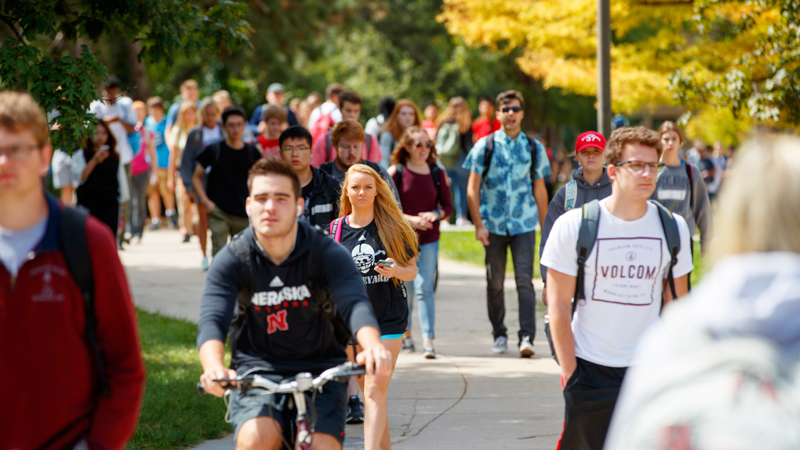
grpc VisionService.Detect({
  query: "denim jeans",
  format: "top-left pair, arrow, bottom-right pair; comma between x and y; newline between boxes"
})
485,231 -> 536,343
413,241 -> 439,340
446,163 -> 470,219
129,170 -> 150,238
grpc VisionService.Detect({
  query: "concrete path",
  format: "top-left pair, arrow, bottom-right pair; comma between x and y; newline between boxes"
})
121,230 -> 562,450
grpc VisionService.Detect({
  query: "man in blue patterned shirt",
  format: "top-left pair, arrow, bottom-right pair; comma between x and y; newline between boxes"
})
463,90 -> 551,356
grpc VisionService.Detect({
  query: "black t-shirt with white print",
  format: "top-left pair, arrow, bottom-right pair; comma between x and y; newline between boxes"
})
338,219 -> 410,336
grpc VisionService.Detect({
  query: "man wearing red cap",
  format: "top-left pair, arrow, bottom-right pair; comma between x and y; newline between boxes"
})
539,131 -> 611,290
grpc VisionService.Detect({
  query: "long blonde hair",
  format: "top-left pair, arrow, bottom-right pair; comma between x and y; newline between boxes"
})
339,164 -> 419,271
710,136 -> 800,265
176,101 -> 198,134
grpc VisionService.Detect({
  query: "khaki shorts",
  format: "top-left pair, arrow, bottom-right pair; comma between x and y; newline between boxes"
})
147,168 -> 170,199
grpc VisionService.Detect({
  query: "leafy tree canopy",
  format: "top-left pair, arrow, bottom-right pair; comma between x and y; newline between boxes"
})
439,0 -> 797,128
0,0 -> 250,151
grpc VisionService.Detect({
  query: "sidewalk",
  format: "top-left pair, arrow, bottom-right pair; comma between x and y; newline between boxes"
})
121,230 -> 562,450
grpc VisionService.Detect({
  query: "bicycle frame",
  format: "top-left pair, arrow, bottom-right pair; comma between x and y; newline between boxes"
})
200,362 -> 365,450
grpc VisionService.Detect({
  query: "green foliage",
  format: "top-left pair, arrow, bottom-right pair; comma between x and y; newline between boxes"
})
0,0 -> 250,152
0,39 -> 104,150
129,309 -> 230,449
671,0 -> 800,126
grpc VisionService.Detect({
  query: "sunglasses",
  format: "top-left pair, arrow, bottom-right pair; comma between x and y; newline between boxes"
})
500,106 -> 523,113
414,142 -> 433,149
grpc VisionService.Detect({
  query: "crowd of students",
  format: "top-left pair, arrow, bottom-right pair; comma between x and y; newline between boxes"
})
10,71 -> 799,450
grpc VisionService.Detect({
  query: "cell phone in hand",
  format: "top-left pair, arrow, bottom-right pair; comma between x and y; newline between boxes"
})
377,260 -> 393,267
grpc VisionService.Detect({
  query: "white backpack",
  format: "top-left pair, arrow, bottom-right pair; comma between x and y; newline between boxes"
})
606,317 -> 800,450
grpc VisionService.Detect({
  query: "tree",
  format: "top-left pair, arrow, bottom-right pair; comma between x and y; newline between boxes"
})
671,0 -> 799,126
0,0 -> 250,152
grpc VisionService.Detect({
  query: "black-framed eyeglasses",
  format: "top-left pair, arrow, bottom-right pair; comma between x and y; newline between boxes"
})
0,144 -> 41,161
614,160 -> 664,173
500,106 -> 523,113
414,142 -> 433,149
280,146 -> 311,154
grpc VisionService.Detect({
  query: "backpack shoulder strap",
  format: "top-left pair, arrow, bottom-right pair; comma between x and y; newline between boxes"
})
227,233 -> 255,361
430,164 -> 442,206
326,130 -> 333,162
527,135 -> 538,184
685,162 -> 695,211
564,180 -> 578,211
59,206 -> 110,397
366,134 -> 372,153
650,200 -> 681,301
482,132 -> 495,181
393,163 -> 404,189
574,200 -> 601,317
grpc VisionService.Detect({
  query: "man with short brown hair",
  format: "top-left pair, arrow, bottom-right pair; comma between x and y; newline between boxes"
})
318,120 -> 400,201
542,126 -> 693,449
0,91 -> 145,450
310,91 -> 381,166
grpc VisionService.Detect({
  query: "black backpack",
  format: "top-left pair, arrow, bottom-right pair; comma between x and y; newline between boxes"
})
226,226 -> 353,361
58,206 -> 109,397
482,132 -> 539,186
572,199 -> 682,317
544,199 -> 682,363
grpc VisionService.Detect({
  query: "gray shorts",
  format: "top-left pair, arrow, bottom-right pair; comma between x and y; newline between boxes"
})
229,375 -> 347,444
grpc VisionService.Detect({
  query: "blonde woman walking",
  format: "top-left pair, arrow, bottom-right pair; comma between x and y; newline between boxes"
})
330,164 -> 418,450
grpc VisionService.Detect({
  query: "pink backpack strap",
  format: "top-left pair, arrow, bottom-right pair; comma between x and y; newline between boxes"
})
331,217 -> 345,242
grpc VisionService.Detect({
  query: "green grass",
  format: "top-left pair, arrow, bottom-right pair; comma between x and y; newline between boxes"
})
439,230 -> 705,284
127,309 -> 231,449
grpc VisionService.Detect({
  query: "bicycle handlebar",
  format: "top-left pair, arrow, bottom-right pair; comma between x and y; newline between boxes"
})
197,362 -> 366,395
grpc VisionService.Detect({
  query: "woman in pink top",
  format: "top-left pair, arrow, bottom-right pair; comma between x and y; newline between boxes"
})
387,126 -> 454,358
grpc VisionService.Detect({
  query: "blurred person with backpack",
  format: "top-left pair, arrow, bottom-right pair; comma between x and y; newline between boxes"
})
539,131 -> 611,309
387,127 -> 454,359
605,136 -> 800,450
168,101 -> 198,242
191,106 -> 262,257
0,91 -> 145,450
278,125 -> 340,233
463,90 -> 551,356
435,97 -> 473,226
365,96 -> 395,139
319,120 -> 401,202
248,82 -> 298,135
379,100 -> 422,169
127,100 -> 157,244
541,126 -> 693,450
181,97 -> 223,271
309,83 -> 346,146
651,121 -> 712,258
310,91 -> 381,167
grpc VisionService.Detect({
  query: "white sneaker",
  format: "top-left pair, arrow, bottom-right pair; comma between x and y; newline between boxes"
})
423,339 -> 436,359
201,256 -> 209,272
519,336 -> 535,358
455,217 -> 472,226
492,336 -> 508,354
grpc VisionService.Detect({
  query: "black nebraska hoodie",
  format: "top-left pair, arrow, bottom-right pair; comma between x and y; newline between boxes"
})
197,220 -> 379,375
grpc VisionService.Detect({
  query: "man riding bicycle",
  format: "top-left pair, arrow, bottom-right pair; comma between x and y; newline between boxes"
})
197,158 -> 392,450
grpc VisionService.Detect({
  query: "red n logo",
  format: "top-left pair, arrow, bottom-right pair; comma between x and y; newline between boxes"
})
266,310 -> 289,334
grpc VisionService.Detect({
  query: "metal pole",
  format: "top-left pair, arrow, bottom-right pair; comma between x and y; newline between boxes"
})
597,0 -> 612,137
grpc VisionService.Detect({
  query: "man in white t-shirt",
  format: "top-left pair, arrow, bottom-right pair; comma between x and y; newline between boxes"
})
541,126 -> 693,450
307,83 -> 345,137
